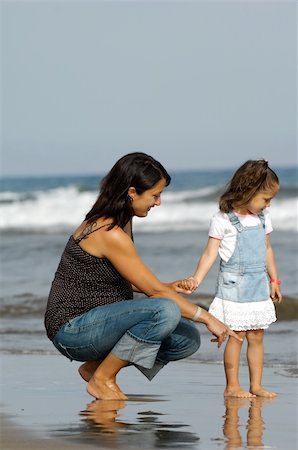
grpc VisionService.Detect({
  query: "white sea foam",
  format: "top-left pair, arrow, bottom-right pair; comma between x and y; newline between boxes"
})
0,186 -> 96,230
164,186 -> 219,202
0,186 -> 297,232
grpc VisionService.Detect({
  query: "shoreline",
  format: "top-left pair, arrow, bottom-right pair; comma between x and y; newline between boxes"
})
1,354 -> 297,450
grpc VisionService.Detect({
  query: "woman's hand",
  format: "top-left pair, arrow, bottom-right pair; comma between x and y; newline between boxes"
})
203,314 -> 243,348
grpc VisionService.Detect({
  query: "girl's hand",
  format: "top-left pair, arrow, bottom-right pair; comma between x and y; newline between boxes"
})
176,277 -> 198,293
205,315 -> 243,348
270,284 -> 282,303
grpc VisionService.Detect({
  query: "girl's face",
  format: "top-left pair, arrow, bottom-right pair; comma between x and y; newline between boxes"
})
241,184 -> 279,215
129,178 -> 167,218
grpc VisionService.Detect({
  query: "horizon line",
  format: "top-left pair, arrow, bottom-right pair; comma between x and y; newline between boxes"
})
1,163 -> 297,179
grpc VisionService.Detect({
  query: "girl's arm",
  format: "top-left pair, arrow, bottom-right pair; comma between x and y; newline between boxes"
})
101,227 -> 242,346
192,237 -> 221,286
179,237 -> 220,291
266,234 -> 282,303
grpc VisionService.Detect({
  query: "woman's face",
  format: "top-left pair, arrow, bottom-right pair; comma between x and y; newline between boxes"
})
129,178 -> 167,218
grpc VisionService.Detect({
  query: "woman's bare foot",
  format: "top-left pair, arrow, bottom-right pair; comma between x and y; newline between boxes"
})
87,375 -> 128,400
224,387 -> 256,398
79,360 -> 102,382
250,386 -> 277,398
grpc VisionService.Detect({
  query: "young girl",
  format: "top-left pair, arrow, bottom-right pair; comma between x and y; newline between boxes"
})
179,160 -> 282,398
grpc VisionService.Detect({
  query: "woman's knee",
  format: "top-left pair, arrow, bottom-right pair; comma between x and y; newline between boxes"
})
156,299 -> 181,327
184,321 -> 201,354
173,319 -> 201,357
193,327 -> 201,350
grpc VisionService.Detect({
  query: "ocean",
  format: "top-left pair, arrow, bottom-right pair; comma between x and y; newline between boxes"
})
0,167 -> 297,374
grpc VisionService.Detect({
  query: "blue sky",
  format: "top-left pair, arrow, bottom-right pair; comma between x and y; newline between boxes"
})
1,0 -> 296,176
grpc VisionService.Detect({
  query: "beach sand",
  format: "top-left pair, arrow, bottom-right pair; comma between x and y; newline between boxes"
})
0,354 -> 297,450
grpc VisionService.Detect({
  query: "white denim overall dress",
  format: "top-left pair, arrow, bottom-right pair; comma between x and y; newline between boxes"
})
209,211 -> 276,330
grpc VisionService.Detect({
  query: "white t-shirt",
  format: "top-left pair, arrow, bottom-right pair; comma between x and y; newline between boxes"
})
209,209 -> 273,262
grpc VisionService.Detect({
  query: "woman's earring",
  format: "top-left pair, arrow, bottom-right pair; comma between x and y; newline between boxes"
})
128,195 -> 133,202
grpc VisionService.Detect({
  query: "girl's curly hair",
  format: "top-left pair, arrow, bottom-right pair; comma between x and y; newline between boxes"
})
219,159 -> 279,213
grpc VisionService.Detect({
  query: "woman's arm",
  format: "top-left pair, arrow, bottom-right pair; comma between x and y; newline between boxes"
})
103,227 -> 198,312
101,227 -> 242,346
131,284 -> 142,293
266,234 -> 282,303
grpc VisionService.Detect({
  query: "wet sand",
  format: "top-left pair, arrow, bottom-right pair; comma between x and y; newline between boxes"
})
0,354 -> 297,450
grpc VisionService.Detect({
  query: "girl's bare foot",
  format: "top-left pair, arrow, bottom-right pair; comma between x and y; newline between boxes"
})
224,387 -> 256,398
87,375 -> 128,400
250,386 -> 277,398
79,360 -> 102,382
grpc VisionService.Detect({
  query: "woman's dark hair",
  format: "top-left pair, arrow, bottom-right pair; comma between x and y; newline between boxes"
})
219,159 -> 279,213
85,152 -> 171,228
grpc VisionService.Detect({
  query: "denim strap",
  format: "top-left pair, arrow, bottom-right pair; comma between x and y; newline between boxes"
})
227,211 -> 243,232
258,211 -> 266,228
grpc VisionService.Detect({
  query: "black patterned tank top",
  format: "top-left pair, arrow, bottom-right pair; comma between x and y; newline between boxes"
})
44,232 -> 133,340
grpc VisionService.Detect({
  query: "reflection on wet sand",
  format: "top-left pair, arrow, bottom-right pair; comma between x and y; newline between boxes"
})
223,397 -> 275,450
55,394 -> 277,449
79,396 -> 200,448
80,399 -> 127,432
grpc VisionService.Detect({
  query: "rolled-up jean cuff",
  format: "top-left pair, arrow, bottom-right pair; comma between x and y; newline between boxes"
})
135,361 -> 165,381
111,331 -> 161,369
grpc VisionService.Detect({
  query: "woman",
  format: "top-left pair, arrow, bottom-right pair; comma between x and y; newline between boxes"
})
45,152 -> 240,400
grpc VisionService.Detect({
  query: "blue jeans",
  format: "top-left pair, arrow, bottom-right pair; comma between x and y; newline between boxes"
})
52,298 -> 200,380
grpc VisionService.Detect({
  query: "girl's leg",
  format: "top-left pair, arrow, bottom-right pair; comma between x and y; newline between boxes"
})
223,397 -> 249,448
224,331 -> 255,398
246,329 -> 276,397
246,398 -> 266,448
